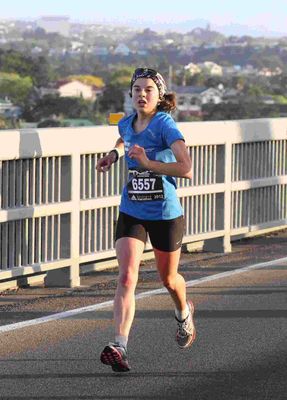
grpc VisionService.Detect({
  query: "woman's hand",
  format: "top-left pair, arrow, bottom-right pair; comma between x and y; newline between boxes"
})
96,152 -> 117,172
128,144 -> 150,169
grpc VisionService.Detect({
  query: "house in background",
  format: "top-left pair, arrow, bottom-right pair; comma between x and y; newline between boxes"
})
37,16 -> 70,37
184,62 -> 202,76
222,88 -> 241,104
39,79 -> 104,101
114,43 -> 131,56
56,80 -> 100,101
91,46 -> 109,56
198,61 -> 223,76
174,85 -> 223,116
258,67 -> 283,77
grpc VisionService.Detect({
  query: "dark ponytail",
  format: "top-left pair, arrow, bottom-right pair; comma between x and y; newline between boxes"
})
157,92 -> 177,113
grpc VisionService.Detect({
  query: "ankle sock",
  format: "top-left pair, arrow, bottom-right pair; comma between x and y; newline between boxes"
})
115,335 -> 128,350
175,303 -> 190,321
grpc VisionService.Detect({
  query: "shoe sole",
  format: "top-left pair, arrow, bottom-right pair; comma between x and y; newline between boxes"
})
177,301 -> 196,349
100,346 -> 131,372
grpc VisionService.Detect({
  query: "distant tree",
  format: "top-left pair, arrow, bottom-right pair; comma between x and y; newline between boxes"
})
22,28 -> 68,49
22,27 -> 47,40
205,76 -> 223,88
246,84 -> 264,98
0,50 -> 29,76
270,73 -> 287,96
186,73 -> 206,87
0,72 -> 33,106
0,50 -> 54,86
173,68 -> 186,86
158,57 -> 170,76
272,95 -> 287,104
231,76 -> 246,91
109,66 -> 135,89
93,112 -> 109,125
0,116 -> 19,130
98,84 -> 125,113
24,95 -> 93,122
37,119 -> 62,128
202,101 -> 282,121
249,54 -> 284,70
30,56 -> 55,86
0,117 -> 8,130
54,56 -> 81,78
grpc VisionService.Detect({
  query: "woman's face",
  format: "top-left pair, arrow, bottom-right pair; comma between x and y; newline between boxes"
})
131,78 -> 160,115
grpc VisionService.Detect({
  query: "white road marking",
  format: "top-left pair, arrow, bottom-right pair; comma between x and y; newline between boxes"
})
0,256 -> 286,334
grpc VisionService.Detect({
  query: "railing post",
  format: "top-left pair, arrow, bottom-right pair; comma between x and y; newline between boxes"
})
203,140 -> 232,253
44,154 -> 80,287
69,153 -> 81,286
223,140 -> 232,252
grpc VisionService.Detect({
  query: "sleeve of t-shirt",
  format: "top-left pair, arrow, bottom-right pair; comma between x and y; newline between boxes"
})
118,119 -> 124,139
162,114 -> 185,147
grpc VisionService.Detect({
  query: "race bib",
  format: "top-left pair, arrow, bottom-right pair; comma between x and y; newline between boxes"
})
127,170 -> 164,201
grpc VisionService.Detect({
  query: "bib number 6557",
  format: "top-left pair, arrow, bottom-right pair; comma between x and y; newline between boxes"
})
131,177 -> 156,191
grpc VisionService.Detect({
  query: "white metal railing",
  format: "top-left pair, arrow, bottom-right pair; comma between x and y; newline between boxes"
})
0,118 -> 286,287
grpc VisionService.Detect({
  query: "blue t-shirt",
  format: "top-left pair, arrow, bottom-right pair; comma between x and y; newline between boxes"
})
118,111 -> 184,220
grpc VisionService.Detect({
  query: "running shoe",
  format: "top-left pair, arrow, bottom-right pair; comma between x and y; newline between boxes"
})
175,301 -> 196,349
100,342 -> 131,372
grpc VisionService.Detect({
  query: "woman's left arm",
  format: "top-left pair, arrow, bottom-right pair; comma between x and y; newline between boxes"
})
128,140 -> 192,179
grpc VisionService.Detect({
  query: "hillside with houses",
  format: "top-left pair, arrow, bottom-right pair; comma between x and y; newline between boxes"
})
0,17 -> 287,128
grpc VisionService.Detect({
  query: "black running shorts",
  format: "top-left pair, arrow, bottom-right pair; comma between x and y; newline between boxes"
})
115,212 -> 184,252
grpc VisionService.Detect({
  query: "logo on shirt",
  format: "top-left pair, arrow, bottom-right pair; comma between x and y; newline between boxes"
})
124,141 -> 131,152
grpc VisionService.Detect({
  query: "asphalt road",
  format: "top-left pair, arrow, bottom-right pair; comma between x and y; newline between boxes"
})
0,231 -> 287,399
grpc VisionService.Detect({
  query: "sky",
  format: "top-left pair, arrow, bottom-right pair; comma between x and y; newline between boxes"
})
1,0 -> 287,37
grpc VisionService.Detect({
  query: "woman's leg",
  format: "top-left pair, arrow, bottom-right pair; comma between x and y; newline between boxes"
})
114,237 -> 145,338
154,246 -> 196,348
100,236 -> 144,372
153,247 -> 187,311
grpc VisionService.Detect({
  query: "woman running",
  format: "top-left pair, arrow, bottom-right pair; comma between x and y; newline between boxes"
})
96,67 -> 196,372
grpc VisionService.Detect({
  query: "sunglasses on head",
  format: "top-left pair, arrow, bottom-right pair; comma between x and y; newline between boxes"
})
133,68 -> 158,77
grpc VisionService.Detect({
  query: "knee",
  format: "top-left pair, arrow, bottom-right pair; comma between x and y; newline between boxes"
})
162,276 -> 176,291
118,270 -> 137,289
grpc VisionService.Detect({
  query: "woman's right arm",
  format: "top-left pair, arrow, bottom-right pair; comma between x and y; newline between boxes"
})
96,137 -> 125,172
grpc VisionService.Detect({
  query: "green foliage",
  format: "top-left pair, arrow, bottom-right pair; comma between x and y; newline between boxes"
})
23,29 -> 69,49
231,76 -> 246,90
0,116 -> 20,130
2,31 -> 287,125
37,119 -> 62,128
98,84 -> 125,113
186,73 -> 206,87
0,117 -> 8,129
109,66 -> 135,89
24,95 -> 94,122
93,112 -> 108,125
177,112 -> 202,122
272,95 -> 287,104
246,84 -> 264,98
0,50 -> 55,86
269,73 -> 287,95
0,72 -> 33,106
249,54 -> 283,69
202,102 -> 285,121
